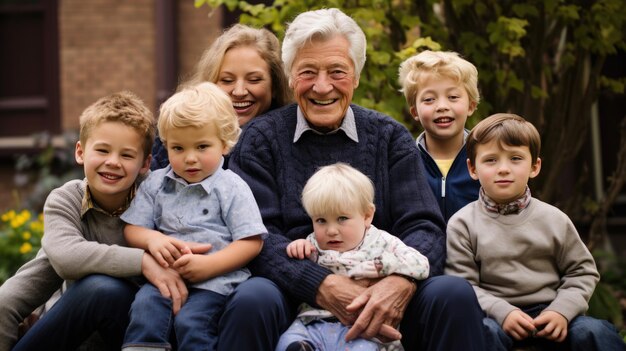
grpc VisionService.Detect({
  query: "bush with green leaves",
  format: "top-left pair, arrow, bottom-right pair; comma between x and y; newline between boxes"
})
0,209 -> 44,285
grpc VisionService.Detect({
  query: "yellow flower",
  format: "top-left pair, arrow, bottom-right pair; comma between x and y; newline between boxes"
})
22,232 -> 31,240
19,242 -> 33,254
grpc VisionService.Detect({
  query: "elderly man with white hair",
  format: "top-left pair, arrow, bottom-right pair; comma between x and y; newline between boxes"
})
222,8 -> 486,351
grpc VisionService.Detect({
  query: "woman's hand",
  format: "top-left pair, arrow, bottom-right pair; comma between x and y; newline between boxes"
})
141,253 -> 188,314
344,275 -> 414,342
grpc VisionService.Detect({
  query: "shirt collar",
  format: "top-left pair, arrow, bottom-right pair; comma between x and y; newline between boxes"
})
293,105 -> 359,143
163,158 -> 225,194
81,180 -> 137,218
479,186 -> 532,215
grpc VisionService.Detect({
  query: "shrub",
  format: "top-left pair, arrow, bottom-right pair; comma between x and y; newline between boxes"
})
0,210 -> 44,285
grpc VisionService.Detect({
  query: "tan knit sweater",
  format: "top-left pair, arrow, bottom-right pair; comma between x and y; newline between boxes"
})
445,198 -> 599,326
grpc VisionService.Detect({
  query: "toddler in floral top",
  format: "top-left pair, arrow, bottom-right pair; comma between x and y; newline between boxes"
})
276,163 -> 429,351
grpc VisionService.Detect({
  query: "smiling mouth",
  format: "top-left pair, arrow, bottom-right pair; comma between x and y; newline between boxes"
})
434,117 -> 454,123
99,172 -> 122,180
233,101 -> 253,108
311,99 -> 336,105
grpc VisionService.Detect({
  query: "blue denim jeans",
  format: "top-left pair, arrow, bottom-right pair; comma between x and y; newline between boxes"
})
276,318 -> 382,351
122,283 -> 226,351
483,304 -> 626,351
12,274 -> 138,351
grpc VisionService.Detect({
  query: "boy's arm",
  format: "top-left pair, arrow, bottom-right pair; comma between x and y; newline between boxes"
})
173,235 -> 263,283
546,214 -> 600,322
0,249 -> 63,350
42,181 -> 144,280
445,217 -> 518,325
124,224 -> 193,268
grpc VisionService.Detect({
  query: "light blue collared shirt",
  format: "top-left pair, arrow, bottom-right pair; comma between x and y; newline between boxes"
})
121,160 -> 266,295
293,106 -> 359,143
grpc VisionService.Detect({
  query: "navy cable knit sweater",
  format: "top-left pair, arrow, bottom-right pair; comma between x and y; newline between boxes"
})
229,103 -> 446,306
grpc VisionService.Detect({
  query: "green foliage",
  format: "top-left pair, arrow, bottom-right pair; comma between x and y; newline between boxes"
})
0,210 -> 44,285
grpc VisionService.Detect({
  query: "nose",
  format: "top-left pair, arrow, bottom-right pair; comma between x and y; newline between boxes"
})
184,151 -> 197,164
232,80 -> 248,97
105,153 -> 121,168
436,99 -> 450,112
326,223 -> 339,236
497,161 -> 510,174
312,72 -> 333,95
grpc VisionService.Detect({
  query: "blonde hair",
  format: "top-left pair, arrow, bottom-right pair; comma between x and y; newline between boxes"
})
302,163 -> 374,218
186,24 -> 291,110
399,50 -> 480,110
158,82 -> 241,150
466,113 -> 541,166
79,91 -> 155,160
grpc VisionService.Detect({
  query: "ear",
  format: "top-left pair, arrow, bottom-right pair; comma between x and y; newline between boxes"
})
75,141 -> 85,165
139,154 -> 151,176
364,204 -> 375,228
410,106 -> 418,119
353,76 -> 360,89
529,157 -> 542,179
468,100 -> 478,116
467,158 -> 479,180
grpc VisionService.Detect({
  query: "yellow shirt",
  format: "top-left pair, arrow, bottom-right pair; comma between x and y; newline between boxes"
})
435,158 -> 454,177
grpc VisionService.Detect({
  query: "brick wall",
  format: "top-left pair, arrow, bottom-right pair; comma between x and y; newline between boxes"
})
59,1 -> 157,130
58,1 -> 222,131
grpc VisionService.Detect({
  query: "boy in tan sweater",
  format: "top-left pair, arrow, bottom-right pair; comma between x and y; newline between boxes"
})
445,113 -> 624,351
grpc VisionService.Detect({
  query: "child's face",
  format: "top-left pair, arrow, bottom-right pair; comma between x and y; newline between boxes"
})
312,206 -> 374,253
411,74 -> 476,145
468,140 -> 541,204
75,121 -> 150,210
165,122 -> 228,184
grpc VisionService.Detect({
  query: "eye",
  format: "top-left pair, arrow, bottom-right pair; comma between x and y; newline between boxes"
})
121,153 -> 135,159
299,70 -> 316,78
219,77 -> 234,84
315,218 -> 326,224
511,155 -> 524,162
421,97 -> 435,103
171,146 -> 183,152
249,76 -> 264,83
449,95 -> 460,101
95,148 -> 108,154
198,144 -> 210,150
338,216 -> 349,222
330,70 -> 347,79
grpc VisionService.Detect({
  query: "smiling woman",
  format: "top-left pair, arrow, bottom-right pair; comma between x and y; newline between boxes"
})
151,24 -> 291,170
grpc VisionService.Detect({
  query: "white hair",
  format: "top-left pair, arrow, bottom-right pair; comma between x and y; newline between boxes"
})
282,8 -> 367,80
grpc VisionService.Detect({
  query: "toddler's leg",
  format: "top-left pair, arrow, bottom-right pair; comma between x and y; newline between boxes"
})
567,315 -> 625,351
122,283 -> 174,351
275,319 -> 315,351
309,320 -> 380,351
218,277 -> 294,351
174,289 -> 226,351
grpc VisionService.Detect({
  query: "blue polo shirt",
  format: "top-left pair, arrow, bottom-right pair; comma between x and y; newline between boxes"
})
121,160 -> 266,295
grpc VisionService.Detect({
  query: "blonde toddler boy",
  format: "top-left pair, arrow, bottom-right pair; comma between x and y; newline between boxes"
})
120,82 -> 266,351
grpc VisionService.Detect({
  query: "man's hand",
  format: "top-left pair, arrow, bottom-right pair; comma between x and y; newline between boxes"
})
286,239 -> 315,259
316,275 -> 368,326
502,310 -> 536,340
141,253 -> 188,314
344,275 -> 413,342
534,310 -> 568,342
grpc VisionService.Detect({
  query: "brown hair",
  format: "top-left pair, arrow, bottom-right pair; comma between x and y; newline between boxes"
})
79,91 -> 155,160
466,113 -> 541,166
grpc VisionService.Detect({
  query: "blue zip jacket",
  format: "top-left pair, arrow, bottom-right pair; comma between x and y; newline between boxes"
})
416,130 -> 480,222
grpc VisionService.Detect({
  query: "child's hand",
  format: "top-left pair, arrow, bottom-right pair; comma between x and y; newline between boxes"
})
533,310 -> 568,342
286,239 -> 315,259
173,253 -> 213,283
502,309 -> 536,340
147,235 -> 190,268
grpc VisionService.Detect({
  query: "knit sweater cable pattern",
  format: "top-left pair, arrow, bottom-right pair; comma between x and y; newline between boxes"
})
229,103 -> 446,306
